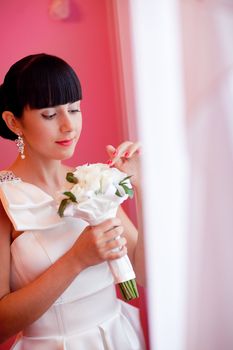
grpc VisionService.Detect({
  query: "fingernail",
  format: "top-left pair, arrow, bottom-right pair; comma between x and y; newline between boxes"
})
107,159 -> 113,165
124,152 -> 129,158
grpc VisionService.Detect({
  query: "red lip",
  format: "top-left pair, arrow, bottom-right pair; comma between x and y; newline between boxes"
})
55,139 -> 74,146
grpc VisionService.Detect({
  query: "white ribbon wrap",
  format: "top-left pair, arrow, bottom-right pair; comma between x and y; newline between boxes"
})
63,197 -> 136,284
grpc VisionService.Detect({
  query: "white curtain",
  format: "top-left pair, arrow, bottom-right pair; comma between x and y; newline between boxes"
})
182,1 -> 233,349
114,0 -> 233,349
114,1 -> 188,349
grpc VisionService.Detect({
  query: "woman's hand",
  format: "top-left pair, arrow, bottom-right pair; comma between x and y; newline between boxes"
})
106,141 -> 141,187
70,217 -> 127,270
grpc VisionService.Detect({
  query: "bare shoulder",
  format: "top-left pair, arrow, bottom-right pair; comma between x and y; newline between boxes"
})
0,200 -> 12,298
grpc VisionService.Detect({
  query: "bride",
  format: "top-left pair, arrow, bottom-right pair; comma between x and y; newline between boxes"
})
0,53 -> 146,349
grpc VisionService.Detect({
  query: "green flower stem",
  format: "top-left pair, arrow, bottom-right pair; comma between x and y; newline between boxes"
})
118,279 -> 139,301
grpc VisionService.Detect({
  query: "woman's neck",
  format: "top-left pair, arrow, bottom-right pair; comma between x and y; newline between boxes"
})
9,155 -> 72,192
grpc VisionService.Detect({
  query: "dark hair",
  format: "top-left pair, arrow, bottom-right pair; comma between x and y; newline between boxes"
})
0,53 -> 82,140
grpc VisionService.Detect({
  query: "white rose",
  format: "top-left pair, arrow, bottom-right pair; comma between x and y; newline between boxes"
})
69,163 -> 132,203
74,163 -> 109,192
104,167 -> 127,184
71,185 -> 88,202
100,172 -> 114,194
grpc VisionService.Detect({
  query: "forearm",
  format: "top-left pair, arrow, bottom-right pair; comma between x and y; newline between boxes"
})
133,185 -> 146,287
0,248 -> 81,343
106,141 -> 146,285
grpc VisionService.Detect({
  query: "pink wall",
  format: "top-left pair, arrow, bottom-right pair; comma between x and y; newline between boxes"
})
0,1 -> 148,349
0,0 -> 123,169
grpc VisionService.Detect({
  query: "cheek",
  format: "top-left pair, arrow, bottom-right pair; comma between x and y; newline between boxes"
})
77,116 -> 82,133
32,127 -> 50,138
24,123 -> 55,143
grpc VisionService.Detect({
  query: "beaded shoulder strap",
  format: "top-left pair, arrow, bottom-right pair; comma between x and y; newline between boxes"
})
0,171 -> 21,184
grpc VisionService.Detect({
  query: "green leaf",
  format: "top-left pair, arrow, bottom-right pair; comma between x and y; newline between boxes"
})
120,184 -> 134,198
125,188 -> 134,198
58,198 -> 70,217
63,191 -> 77,202
115,189 -> 123,197
119,175 -> 132,184
66,172 -> 78,184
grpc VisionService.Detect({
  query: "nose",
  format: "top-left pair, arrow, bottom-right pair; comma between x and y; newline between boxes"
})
59,110 -> 73,133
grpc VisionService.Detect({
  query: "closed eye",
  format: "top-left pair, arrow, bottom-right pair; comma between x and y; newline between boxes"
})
41,113 -> 56,120
69,109 -> 80,113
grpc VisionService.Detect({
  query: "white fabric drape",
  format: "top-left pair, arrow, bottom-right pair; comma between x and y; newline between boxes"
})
114,1 -> 188,349
182,1 -> 233,349
114,0 -> 233,349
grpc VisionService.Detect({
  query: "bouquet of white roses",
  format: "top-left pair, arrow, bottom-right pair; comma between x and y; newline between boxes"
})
58,163 -> 139,301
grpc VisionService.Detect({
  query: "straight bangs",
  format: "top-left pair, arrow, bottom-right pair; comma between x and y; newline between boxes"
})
18,56 -> 82,110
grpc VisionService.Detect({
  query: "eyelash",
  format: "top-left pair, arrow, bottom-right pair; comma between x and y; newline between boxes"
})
69,109 -> 80,113
41,109 -> 80,120
41,113 -> 56,120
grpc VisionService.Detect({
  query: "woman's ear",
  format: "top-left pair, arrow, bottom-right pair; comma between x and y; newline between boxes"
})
2,111 -> 22,135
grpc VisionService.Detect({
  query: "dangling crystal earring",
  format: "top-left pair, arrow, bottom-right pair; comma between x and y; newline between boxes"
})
15,135 -> 25,159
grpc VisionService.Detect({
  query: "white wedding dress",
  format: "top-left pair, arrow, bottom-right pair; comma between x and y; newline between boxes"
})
0,171 -> 145,350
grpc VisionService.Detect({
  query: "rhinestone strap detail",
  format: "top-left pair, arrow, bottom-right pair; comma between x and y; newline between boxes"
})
0,171 -> 21,184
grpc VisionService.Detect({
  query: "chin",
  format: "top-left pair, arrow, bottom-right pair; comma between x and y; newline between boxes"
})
60,155 -> 73,161
59,149 -> 76,161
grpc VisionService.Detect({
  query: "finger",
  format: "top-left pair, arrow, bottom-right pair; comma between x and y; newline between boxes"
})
93,218 -> 122,236
108,141 -> 141,166
103,225 -> 124,241
108,141 -> 133,166
97,224 -> 125,253
113,141 -> 133,159
106,144 -> 116,157
106,144 -> 120,166
106,236 -> 127,251
99,233 -> 126,251
106,246 -> 128,260
123,141 -> 141,158
97,227 -> 124,250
